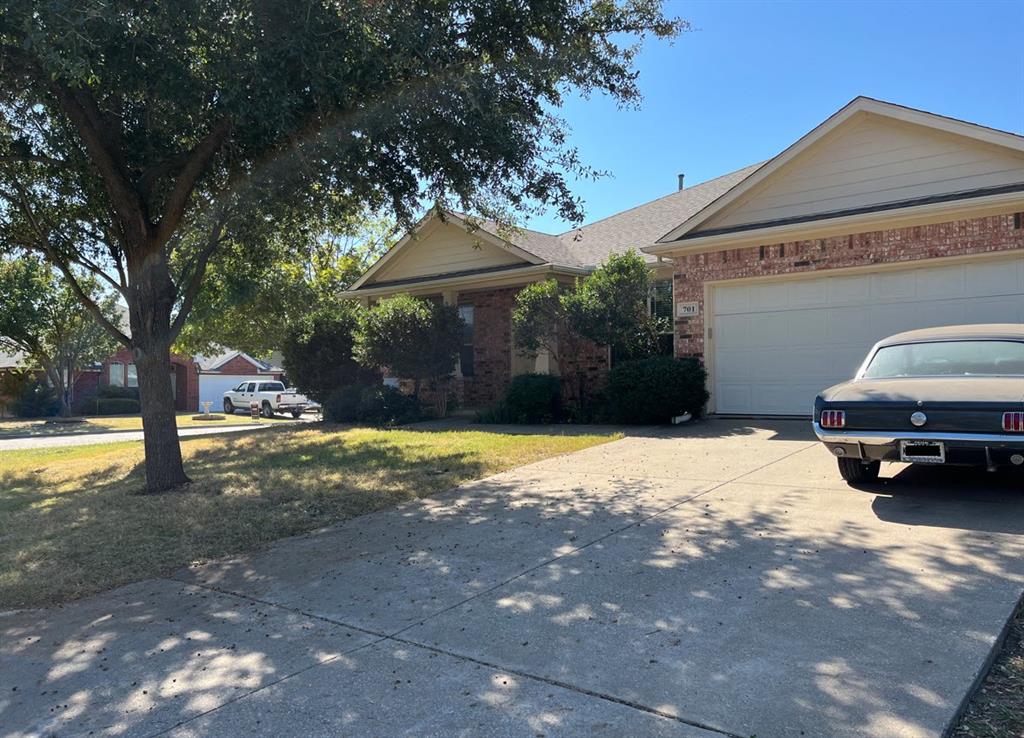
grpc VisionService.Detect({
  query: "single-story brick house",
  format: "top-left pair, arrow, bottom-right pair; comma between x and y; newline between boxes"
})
195,350 -> 285,410
101,348 -> 200,412
98,349 -> 284,413
347,96 -> 1024,415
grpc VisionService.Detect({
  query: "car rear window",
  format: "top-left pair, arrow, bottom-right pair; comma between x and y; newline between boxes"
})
862,340 -> 1024,378
259,382 -> 285,392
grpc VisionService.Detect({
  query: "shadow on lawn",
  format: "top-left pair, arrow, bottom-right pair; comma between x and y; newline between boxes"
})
3,444 -> 1024,737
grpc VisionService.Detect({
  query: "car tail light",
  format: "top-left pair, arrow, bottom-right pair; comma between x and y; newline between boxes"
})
1003,412 -> 1024,432
820,409 -> 845,429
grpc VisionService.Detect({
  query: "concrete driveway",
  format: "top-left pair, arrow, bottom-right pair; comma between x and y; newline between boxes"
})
3,419 -> 1023,738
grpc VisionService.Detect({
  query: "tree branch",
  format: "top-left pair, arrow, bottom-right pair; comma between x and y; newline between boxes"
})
168,210 -> 230,341
154,118 -> 232,248
45,79 -> 151,248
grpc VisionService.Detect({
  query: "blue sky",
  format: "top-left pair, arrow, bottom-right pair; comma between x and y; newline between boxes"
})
524,0 -> 1024,234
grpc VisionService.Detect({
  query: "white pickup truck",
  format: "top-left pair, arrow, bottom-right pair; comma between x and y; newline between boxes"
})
222,380 -> 309,418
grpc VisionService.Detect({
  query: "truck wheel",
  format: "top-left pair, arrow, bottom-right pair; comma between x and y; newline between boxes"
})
262,401 -> 276,418
837,457 -> 880,484
291,411 -> 302,419
223,398 -> 234,415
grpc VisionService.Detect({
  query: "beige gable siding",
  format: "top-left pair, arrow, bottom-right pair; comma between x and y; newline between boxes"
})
367,221 -> 527,285
699,114 -> 1024,231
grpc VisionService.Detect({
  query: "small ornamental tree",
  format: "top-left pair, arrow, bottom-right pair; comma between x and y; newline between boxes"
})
512,250 -> 662,400
563,250 -> 662,361
354,295 -> 463,413
0,256 -> 119,416
281,303 -> 373,403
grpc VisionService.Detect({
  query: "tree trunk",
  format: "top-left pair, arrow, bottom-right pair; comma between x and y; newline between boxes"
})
134,347 -> 189,491
127,250 -> 190,493
41,360 -> 71,418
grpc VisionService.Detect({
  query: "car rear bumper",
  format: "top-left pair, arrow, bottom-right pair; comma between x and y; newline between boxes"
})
813,422 -> 1024,465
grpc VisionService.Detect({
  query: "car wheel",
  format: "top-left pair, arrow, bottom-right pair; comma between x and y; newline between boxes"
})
262,401 -> 275,419
223,398 -> 234,415
837,457 -> 880,484
291,411 -> 302,419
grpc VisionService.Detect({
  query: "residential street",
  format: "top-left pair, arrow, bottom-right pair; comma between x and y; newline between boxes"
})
3,419 -> 1023,738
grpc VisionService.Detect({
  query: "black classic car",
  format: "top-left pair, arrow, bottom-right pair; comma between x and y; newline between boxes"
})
813,324 -> 1024,483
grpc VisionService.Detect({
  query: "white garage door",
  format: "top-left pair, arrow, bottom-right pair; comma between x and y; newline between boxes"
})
198,374 -> 264,409
712,255 -> 1024,415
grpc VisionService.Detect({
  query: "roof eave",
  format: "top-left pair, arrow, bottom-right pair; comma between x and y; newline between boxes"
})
342,263 -> 590,298
642,188 -> 1024,257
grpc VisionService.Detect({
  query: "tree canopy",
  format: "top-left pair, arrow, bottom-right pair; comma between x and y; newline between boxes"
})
0,255 -> 119,415
0,0 -> 682,490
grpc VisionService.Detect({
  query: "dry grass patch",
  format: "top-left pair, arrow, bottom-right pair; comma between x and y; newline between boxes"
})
0,425 -> 618,609
952,599 -> 1024,738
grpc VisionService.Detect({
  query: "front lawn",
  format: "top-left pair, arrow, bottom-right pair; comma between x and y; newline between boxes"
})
0,425 -> 618,609
0,411 -> 298,438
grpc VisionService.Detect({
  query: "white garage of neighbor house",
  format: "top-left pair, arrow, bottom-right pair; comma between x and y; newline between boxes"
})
346,97 -> 1024,416
196,351 -> 285,411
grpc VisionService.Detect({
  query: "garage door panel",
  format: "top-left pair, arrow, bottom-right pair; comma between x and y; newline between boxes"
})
963,259 -> 1024,296
712,256 -> 1024,415
914,265 -> 965,298
748,282 -> 791,311
827,273 -> 871,304
714,313 -> 751,347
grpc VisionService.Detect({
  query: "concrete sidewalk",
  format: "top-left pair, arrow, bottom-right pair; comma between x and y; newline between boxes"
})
3,419 -> 1023,737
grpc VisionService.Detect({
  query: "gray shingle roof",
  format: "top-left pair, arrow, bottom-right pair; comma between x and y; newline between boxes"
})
474,163 -> 763,268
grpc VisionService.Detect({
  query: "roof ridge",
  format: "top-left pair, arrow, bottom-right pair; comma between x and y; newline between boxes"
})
556,162 -> 765,239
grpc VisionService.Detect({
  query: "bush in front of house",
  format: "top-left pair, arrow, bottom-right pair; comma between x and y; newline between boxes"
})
323,384 -> 423,426
353,294 -> 463,415
11,377 -> 60,418
92,398 -> 142,415
282,303 -> 373,403
604,356 -> 708,424
478,373 -> 563,424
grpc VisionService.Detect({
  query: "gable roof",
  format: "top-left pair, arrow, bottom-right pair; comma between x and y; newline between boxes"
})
348,165 -> 764,291
556,164 -> 763,266
651,96 -> 1024,246
196,349 -> 279,373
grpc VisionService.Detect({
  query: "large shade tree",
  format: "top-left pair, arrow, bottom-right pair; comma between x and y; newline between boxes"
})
0,0 -> 681,492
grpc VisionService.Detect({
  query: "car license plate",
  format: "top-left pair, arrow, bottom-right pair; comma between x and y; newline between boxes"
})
899,440 -> 945,464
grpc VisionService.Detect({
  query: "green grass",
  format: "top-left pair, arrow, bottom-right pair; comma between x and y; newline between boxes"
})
0,425 -> 618,609
951,599 -> 1024,738
0,412 -> 297,438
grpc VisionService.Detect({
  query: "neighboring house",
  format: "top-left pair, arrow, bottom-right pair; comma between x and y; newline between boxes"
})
1,348 -> 101,415
100,349 -> 200,412
345,96 -> 1024,414
98,348 -> 285,413
195,350 -> 285,410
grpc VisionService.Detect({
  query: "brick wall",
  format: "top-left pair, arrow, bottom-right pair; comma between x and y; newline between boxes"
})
673,212 -> 1024,359
459,286 -> 518,406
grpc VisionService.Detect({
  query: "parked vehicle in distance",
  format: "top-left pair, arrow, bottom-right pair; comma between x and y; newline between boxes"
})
813,324 -> 1024,483
222,380 -> 309,418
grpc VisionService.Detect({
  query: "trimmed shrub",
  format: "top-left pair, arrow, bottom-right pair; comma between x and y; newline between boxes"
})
604,357 -> 708,424
322,385 -> 364,423
94,398 -> 141,415
478,373 -> 562,424
323,384 -> 422,426
97,385 -> 139,400
12,378 -> 60,418
357,385 -> 423,425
